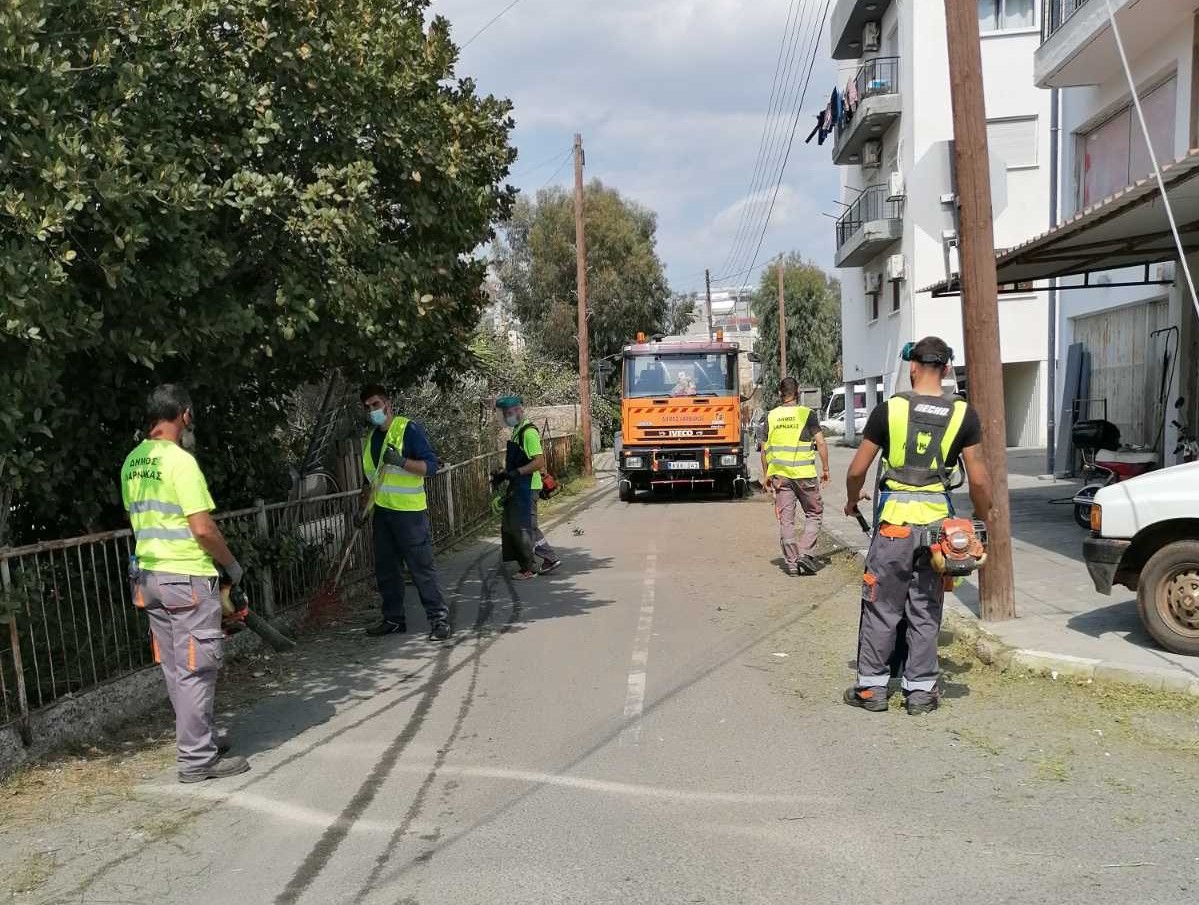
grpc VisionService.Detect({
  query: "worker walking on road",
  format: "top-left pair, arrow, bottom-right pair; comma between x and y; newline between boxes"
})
843,337 -> 992,715
492,396 -> 560,578
359,384 -> 452,641
760,377 -> 830,576
121,384 -> 250,783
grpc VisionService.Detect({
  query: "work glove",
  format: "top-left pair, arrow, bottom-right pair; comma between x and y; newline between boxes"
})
490,469 -> 508,489
381,448 -> 405,467
354,504 -> 372,529
219,559 -> 244,587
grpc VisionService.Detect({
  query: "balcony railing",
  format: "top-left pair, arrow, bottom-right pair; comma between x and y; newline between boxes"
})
1041,0 -> 1092,42
836,184 -> 904,251
835,56 -> 900,143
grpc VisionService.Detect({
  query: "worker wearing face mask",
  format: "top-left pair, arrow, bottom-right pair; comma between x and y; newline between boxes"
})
358,384 -> 451,641
491,395 -> 552,579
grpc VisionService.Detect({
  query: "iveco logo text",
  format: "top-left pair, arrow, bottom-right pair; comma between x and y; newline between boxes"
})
913,404 -> 951,417
667,430 -> 696,437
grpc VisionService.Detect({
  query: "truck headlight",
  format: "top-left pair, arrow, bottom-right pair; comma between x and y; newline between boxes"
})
720,454 -> 738,466
1090,503 -> 1102,533
624,456 -> 643,469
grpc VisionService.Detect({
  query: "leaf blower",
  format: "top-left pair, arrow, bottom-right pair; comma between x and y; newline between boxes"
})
220,580 -> 296,652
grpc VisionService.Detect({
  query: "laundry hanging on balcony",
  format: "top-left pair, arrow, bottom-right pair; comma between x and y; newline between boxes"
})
805,87 -> 842,146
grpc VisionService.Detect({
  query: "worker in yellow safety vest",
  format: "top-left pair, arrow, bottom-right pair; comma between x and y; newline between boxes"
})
120,384 -> 250,783
359,383 -> 451,641
843,337 -> 992,716
760,377 -> 830,576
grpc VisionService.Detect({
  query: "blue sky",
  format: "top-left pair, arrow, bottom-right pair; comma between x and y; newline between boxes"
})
428,0 -> 842,295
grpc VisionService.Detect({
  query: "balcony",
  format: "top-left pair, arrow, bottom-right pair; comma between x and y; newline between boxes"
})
835,184 -> 904,268
830,0 -> 895,60
832,56 -> 901,166
1036,0 -> 1191,88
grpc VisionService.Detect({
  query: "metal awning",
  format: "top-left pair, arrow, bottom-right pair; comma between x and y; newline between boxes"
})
923,149 -> 1199,296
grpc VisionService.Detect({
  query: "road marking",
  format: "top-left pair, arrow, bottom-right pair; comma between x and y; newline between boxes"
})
621,542 -> 657,747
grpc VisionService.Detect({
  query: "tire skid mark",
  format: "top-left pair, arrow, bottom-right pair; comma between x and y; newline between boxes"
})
45,545 -> 501,905
276,556 -> 524,904
349,559 -> 497,903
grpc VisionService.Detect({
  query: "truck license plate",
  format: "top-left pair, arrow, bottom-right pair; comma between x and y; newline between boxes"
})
668,461 -> 700,470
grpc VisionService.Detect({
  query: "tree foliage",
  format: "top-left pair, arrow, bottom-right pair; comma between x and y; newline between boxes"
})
494,181 -> 671,363
751,255 -> 841,407
0,0 -> 515,542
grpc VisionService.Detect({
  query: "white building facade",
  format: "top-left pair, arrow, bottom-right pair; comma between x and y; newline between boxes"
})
1035,0 -> 1199,467
828,0 -> 1053,446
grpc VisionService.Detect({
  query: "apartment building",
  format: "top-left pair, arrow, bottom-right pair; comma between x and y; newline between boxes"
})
1033,0 -> 1199,466
827,0 -> 1053,446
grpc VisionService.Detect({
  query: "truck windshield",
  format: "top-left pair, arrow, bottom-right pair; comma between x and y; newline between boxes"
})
625,352 -> 736,398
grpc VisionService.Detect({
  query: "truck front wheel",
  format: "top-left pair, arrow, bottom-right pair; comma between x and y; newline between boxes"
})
1138,541 -> 1199,656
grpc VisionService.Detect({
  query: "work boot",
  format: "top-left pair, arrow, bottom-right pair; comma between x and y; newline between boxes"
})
540,558 -> 562,574
843,686 -> 889,712
429,620 -> 452,642
178,755 -> 251,784
366,618 -> 407,637
906,690 -> 941,716
785,562 -> 801,577
797,555 -> 821,575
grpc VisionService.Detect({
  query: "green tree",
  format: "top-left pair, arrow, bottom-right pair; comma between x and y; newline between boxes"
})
752,255 -> 841,407
494,181 -> 671,363
0,0 -> 515,542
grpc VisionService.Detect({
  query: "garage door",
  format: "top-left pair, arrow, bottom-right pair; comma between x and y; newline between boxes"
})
1071,299 -> 1169,448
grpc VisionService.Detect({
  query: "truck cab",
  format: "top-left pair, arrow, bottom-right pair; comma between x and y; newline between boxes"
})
616,333 -> 752,501
1083,462 -> 1199,655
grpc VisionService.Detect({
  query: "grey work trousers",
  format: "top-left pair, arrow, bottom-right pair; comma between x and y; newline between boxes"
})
134,571 -> 225,771
531,497 -> 557,562
772,477 -> 823,566
855,525 -> 944,694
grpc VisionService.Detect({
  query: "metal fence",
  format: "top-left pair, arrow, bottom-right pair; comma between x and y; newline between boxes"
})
1041,0 -> 1092,42
836,183 -> 905,250
0,435 -> 579,740
834,56 -> 900,144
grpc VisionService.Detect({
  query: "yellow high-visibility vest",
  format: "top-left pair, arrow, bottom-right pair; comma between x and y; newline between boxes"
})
362,416 -> 427,512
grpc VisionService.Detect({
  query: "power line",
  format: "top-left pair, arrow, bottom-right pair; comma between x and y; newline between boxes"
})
737,0 -> 832,286
510,146 -> 573,179
721,0 -> 823,283
726,0 -> 823,283
461,0 -> 524,49
535,149 -> 574,192
716,0 -> 802,278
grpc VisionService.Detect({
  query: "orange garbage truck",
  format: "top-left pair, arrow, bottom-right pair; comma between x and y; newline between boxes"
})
616,332 -> 758,501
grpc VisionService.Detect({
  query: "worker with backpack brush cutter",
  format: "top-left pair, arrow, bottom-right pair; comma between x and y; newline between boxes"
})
492,395 -> 561,579
843,337 -> 993,715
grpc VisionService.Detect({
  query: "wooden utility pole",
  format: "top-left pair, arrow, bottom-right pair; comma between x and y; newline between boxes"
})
776,255 -> 786,378
944,1 -> 1015,621
704,268 -> 715,339
573,133 -> 594,477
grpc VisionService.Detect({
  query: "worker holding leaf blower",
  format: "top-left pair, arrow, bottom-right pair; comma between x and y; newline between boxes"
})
358,384 -> 451,641
842,337 -> 992,716
120,384 -> 250,783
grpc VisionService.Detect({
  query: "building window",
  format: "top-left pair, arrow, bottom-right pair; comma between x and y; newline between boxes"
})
891,282 -> 901,314
1078,77 -> 1177,208
987,117 -> 1038,169
868,292 -> 880,322
978,0 -> 1035,31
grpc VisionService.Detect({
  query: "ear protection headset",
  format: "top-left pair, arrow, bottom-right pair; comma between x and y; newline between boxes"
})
900,342 -> 955,366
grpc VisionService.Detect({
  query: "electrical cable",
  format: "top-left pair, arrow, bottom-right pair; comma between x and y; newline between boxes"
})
461,0 -> 524,50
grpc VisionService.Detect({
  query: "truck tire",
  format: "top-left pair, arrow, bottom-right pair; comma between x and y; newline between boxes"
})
1137,540 -> 1199,656
1073,486 -> 1098,529
619,481 -> 634,503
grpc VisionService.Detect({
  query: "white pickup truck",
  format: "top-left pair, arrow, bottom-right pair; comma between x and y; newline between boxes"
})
1083,462 -> 1199,655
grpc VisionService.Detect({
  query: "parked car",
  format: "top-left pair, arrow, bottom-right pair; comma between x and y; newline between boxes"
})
820,408 -> 868,437
1083,461 -> 1199,655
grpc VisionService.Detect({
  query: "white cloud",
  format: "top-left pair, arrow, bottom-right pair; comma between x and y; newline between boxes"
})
429,0 -> 843,292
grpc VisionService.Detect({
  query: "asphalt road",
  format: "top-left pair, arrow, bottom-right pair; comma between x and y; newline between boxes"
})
17,476 -> 1199,904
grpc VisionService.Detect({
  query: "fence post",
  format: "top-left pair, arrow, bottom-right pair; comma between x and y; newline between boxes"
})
0,557 -> 32,746
253,499 -> 277,617
445,468 -> 457,538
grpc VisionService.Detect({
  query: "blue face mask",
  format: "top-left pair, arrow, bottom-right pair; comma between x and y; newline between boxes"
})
503,413 -> 519,429
369,409 -> 388,427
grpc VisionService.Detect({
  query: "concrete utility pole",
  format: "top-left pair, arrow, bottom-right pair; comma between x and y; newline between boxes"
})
944,1 -> 1015,621
776,255 -> 786,378
705,268 -> 715,340
574,133 -> 594,478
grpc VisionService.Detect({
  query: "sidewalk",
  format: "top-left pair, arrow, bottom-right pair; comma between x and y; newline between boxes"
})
812,443 -> 1199,692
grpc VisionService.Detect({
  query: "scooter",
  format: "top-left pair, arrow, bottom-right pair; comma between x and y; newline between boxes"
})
1067,419 -> 1159,529
1172,398 -> 1199,464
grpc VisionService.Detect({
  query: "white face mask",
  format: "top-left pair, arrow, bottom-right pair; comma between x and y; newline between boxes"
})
180,425 -> 197,452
